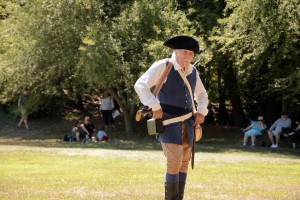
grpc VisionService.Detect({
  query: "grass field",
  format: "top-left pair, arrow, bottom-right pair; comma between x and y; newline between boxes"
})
0,117 -> 300,200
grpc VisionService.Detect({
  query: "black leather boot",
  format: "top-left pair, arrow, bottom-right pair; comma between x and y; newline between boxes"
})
178,182 -> 186,199
165,182 -> 179,200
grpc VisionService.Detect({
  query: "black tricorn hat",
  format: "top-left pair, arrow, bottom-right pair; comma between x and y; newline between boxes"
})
163,35 -> 200,54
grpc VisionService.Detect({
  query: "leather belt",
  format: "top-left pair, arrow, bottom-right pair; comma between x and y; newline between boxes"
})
162,112 -> 193,126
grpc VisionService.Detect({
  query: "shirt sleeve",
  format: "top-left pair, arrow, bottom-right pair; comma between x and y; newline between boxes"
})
111,97 -> 115,109
286,119 -> 292,128
269,119 -> 279,131
18,97 -> 22,107
194,70 -> 209,116
263,124 -> 267,129
18,95 -> 23,107
134,60 -> 166,111
296,124 -> 300,131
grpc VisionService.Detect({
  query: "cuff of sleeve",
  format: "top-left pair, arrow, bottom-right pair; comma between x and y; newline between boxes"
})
151,104 -> 161,112
196,106 -> 208,116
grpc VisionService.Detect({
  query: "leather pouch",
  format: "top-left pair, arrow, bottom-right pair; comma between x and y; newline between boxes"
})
195,126 -> 203,142
147,119 -> 165,135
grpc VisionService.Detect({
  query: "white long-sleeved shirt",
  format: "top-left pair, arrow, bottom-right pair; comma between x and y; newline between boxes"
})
100,97 -> 114,110
269,117 -> 292,133
134,53 -> 209,116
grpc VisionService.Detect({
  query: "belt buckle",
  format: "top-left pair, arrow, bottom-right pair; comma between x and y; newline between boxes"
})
180,115 -> 185,122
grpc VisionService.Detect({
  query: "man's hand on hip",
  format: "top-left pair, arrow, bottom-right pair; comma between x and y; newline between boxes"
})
153,108 -> 163,119
194,112 -> 205,126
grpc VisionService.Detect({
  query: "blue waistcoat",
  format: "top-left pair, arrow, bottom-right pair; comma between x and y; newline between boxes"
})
158,63 -> 197,147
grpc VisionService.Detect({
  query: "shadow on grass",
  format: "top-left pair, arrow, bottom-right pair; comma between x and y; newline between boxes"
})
197,141 -> 300,158
1,116 -> 299,158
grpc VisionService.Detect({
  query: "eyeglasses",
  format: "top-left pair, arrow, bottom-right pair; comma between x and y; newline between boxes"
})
257,119 -> 263,121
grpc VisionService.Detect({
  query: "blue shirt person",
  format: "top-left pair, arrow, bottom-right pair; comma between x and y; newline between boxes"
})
242,116 -> 267,146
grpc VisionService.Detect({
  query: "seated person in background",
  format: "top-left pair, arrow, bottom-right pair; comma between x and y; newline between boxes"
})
242,116 -> 267,146
81,116 -> 96,139
268,112 -> 292,148
71,120 -> 85,142
283,121 -> 300,149
97,126 -> 108,142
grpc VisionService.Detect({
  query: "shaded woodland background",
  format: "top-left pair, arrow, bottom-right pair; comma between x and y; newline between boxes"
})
0,0 -> 299,134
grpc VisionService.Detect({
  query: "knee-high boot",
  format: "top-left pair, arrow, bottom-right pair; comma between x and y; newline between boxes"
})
178,182 -> 186,199
165,182 -> 179,200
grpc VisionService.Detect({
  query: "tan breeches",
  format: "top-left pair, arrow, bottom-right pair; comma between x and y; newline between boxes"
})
161,124 -> 192,174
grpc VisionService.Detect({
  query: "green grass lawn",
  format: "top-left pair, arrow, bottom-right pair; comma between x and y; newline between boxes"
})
0,140 -> 299,200
0,116 -> 299,200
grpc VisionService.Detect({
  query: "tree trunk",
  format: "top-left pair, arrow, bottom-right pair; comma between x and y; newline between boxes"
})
281,91 -> 290,114
75,94 -> 84,109
217,67 -> 228,125
262,95 -> 281,126
222,65 -> 247,126
123,111 -> 134,134
106,87 -> 134,134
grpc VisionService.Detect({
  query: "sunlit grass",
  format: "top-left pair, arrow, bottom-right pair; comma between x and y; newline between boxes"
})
0,143 -> 299,200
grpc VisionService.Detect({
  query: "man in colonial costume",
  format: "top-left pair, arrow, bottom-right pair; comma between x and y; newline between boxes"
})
135,36 -> 209,199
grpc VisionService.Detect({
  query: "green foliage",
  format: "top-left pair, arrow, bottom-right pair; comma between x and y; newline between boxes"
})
1,0 -> 105,108
179,0 -> 226,35
222,0 -> 300,87
79,0 -> 196,115
208,0 -> 300,120
0,0 -> 199,130
1,0 -> 299,125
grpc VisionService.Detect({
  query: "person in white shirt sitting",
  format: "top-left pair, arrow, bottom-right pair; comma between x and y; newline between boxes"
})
268,112 -> 292,148
97,126 -> 108,142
